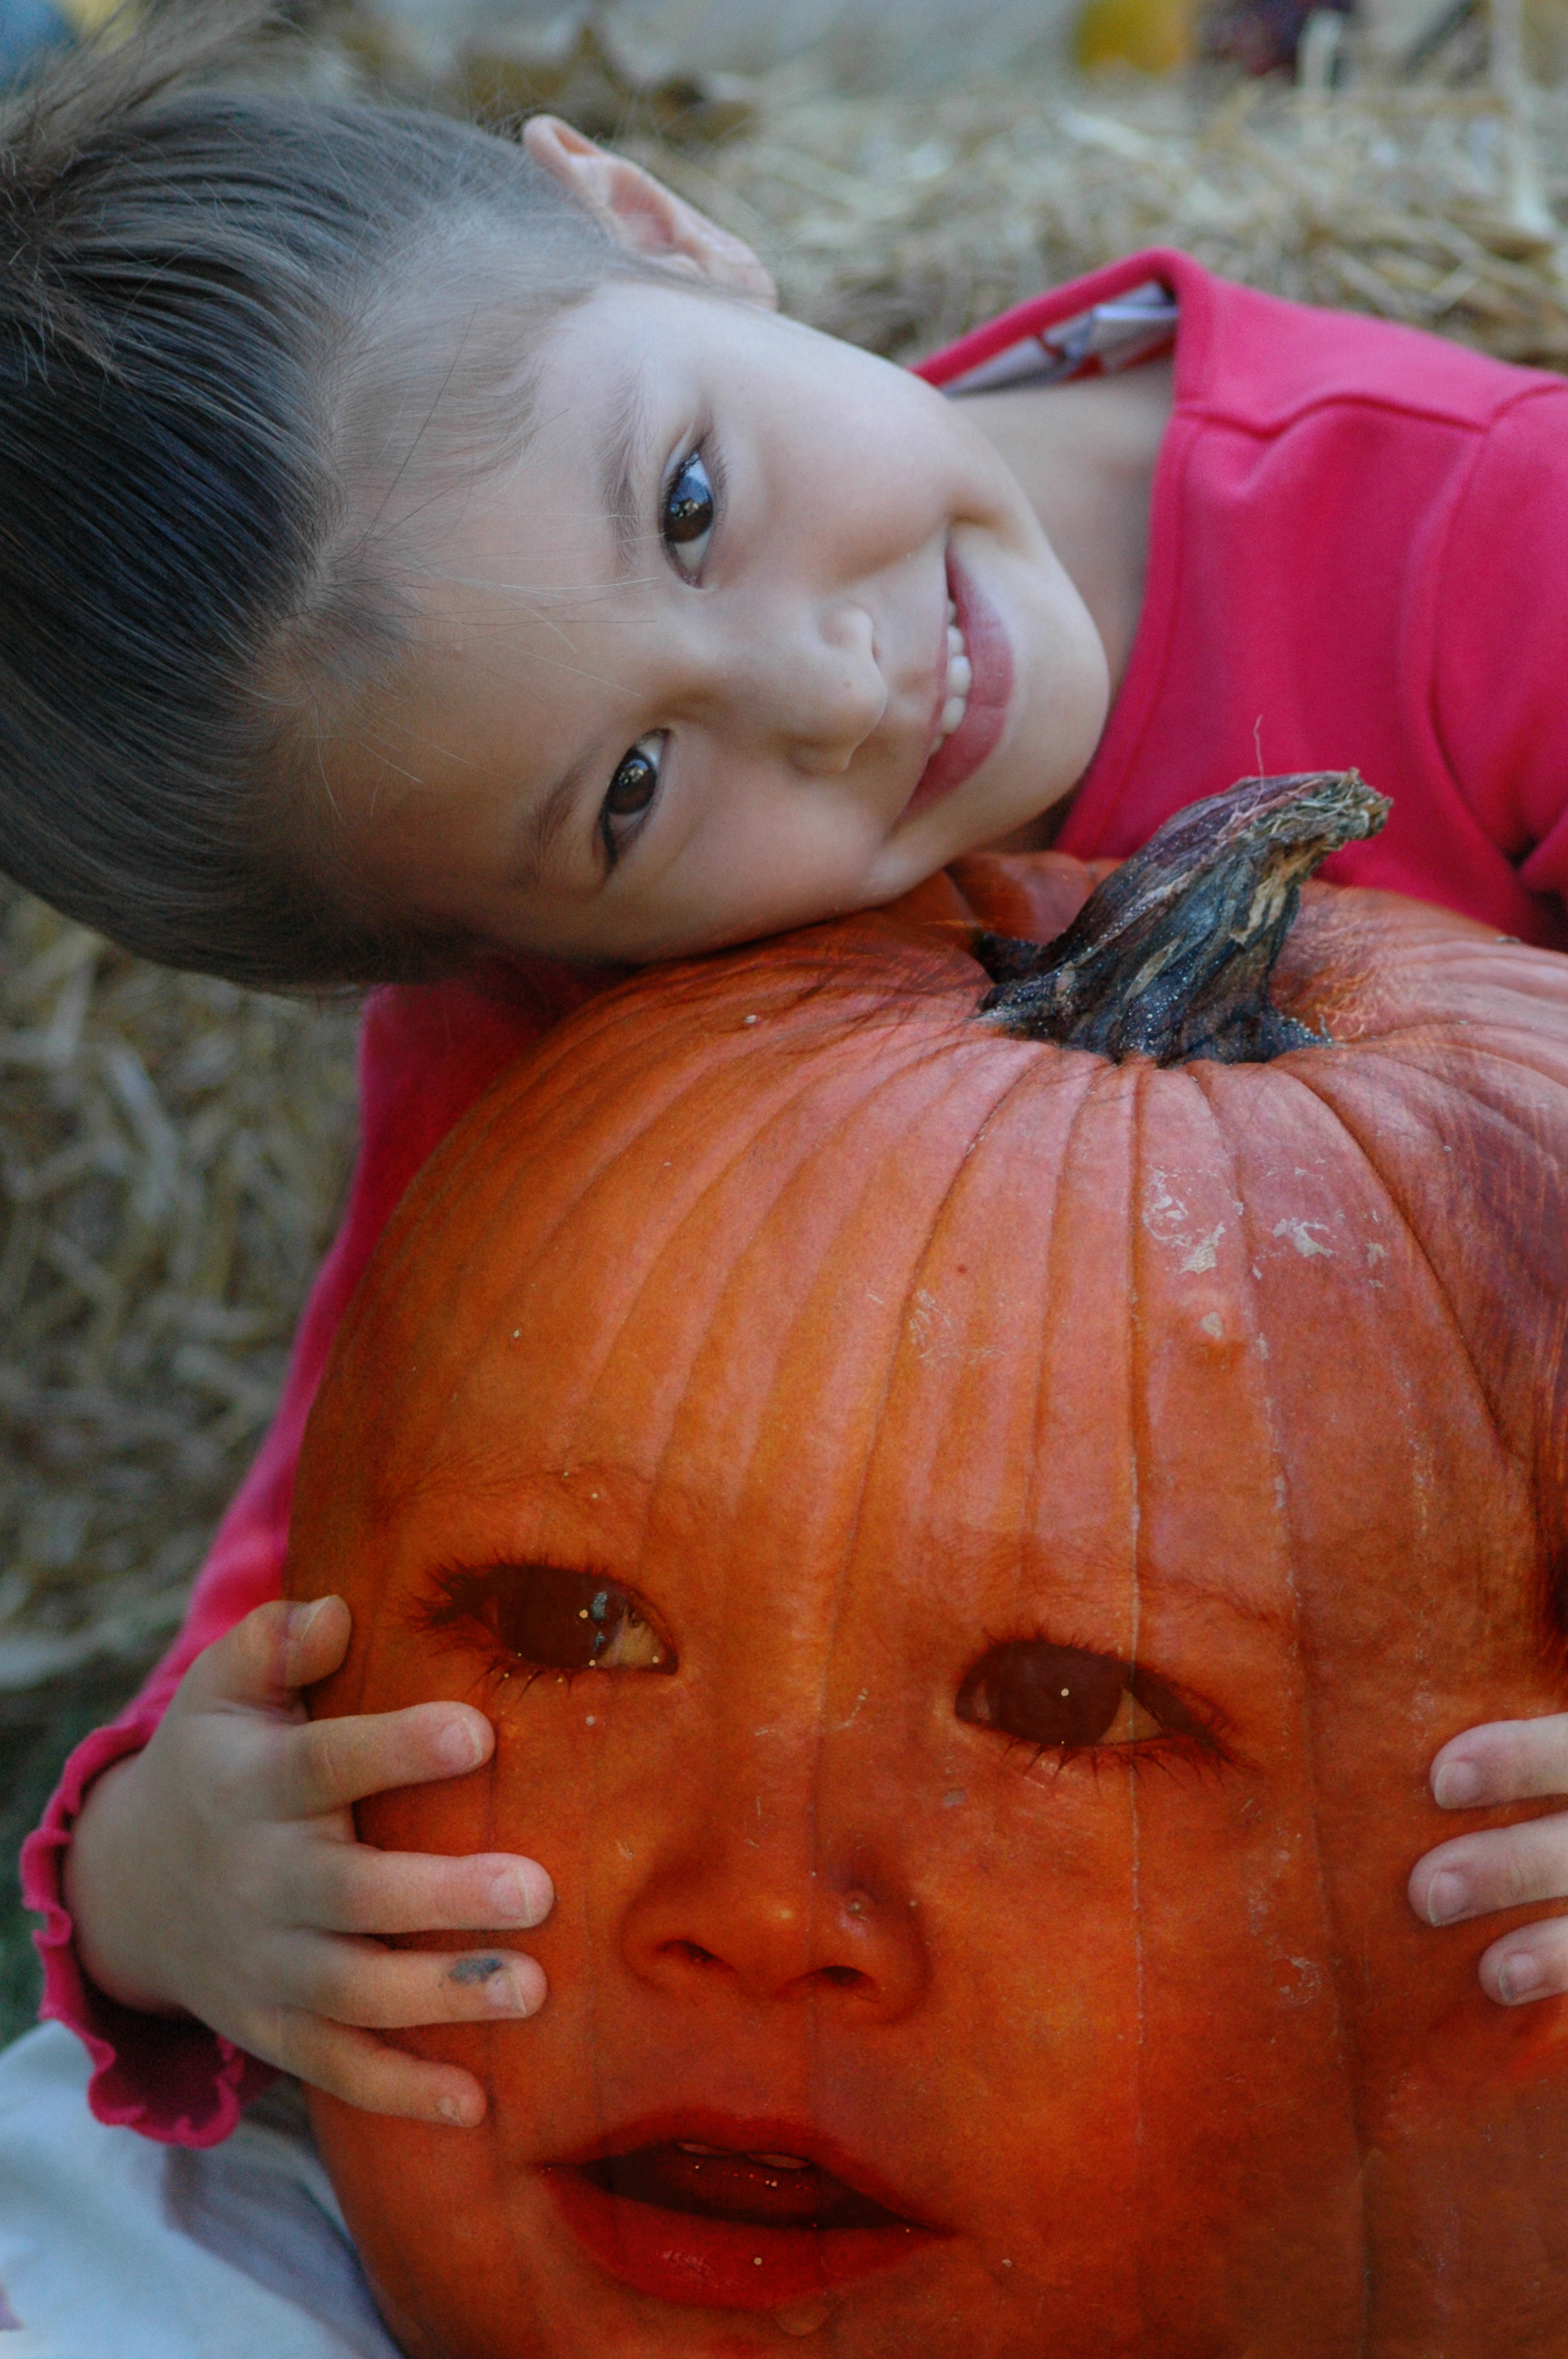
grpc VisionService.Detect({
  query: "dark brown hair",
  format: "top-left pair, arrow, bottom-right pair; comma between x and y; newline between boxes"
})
0,9 -> 654,986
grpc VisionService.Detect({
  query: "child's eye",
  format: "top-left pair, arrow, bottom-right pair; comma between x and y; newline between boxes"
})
600,733 -> 663,868
662,450 -> 715,576
954,1637 -> 1218,1762
423,1562 -> 677,1679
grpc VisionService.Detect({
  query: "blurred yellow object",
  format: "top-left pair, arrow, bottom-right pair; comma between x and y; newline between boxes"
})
54,0 -> 136,36
1073,0 -> 1196,71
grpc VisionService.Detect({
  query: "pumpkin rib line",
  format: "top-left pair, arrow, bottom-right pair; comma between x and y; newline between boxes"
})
1277,1050 -> 1529,1477
740,1042 -> 1084,2076
575,1015 -> 1004,1564
772,1034 -> 1075,2064
1181,1057 -> 1377,2346
1281,1047 -> 1568,1648
316,988 -> 743,1419
372,1010 -> 949,1518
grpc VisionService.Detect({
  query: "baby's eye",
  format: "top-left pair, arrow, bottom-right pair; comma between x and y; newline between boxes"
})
662,450 -> 715,576
600,734 -> 663,867
426,1563 -> 676,1677
954,1637 -> 1211,1757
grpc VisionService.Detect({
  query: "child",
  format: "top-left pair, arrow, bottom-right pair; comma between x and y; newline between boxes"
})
9,11 -> 1568,2151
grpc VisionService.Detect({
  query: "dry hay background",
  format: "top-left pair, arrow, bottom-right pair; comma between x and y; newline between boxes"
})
8,38 -> 1568,1707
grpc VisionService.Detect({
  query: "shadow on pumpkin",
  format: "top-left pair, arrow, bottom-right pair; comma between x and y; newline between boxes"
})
286,844 -> 1568,2359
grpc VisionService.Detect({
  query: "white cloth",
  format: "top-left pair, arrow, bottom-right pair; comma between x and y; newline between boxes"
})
0,2024 -> 402,2358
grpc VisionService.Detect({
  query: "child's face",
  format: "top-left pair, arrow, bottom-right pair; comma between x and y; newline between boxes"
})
328,274 -> 1109,965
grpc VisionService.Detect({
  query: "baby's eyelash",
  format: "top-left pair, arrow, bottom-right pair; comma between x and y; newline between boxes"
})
959,1620 -> 1232,1783
417,1559 -> 677,1686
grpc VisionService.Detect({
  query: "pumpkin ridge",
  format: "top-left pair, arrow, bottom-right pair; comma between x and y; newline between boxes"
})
1277,1052 -> 1539,1445
576,1020 -> 1022,1600
1279,1045 -> 1568,1646
1159,1058 -> 1379,2286
325,965 -> 932,1410
643,1020 -> 1063,1565
777,1037 -> 1101,1896
1121,1056 -> 1377,2320
330,1011 -> 942,1518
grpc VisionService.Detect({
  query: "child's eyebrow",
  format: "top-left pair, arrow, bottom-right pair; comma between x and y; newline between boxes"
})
596,365 -> 656,579
510,751 -> 596,893
505,370 -> 659,892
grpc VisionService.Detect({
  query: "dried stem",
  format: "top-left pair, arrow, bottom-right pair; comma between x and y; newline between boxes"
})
974,770 -> 1390,1066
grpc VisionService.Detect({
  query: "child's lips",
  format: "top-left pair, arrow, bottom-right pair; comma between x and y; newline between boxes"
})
539,2110 -> 945,2312
902,554 -> 1014,821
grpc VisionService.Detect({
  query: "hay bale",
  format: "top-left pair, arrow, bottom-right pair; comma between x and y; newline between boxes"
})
5,48 -> 1568,1688
0,891 -> 357,1687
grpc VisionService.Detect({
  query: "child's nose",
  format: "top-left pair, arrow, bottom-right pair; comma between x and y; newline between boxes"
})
619,1837 -> 928,2023
738,598 -> 887,776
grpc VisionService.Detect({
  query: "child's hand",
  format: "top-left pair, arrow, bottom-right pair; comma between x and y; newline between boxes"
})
63,1596 -> 551,2126
1410,1715 -> 1568,2006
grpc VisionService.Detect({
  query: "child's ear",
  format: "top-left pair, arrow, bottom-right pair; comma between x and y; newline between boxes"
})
522,115 -> 777,307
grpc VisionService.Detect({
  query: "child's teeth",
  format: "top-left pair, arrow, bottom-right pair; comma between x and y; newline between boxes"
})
946,598 -> 958,623
936,615 -> 971,742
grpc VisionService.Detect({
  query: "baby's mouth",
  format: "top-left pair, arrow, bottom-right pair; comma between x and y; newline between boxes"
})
583,2139 -> 909,2232
542,2117 -> 943,2312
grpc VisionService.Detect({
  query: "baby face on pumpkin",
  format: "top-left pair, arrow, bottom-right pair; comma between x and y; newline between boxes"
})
293,1016 -> 1568,2359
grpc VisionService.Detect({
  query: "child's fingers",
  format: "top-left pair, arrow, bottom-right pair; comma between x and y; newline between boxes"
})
267,2016 -> 491,2128
181,1596 -> 353,1716
272,1699 -> 495,1819
1410,1811 -> 1568,1928
1431,1714 -> 1568,1808
296,1845 -> 554,1937
1476,1916 -> 1568,2008
290,1939 -> 547,2033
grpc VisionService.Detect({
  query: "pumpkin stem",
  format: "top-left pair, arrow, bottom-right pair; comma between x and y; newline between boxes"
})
973,769 -> 1390,1065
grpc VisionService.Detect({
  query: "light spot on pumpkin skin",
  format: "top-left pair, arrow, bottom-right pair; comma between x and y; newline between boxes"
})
1272,1218 -> 1334,1259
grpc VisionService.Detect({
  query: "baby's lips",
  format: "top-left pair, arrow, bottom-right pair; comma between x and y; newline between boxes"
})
538,2106 -> 948,2314
546,2105 -> 941,2230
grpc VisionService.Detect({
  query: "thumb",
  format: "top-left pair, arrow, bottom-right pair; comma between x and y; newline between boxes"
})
182,1595 -> 353,1716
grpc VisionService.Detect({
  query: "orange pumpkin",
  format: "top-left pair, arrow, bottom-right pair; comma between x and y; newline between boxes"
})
288,777 -> 1568,2358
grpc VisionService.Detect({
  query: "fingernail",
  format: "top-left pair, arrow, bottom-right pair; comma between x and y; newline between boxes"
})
285,1598 -> 327,1641
1426,1870 -> 1469,1926
449,1955 -> 538,2016
1497,1954 -> 1545,2005
436,2093 -> 475,2126
1434,1759 -> 1485,1808
437,1717 -> 486,1771
489,1865 -> 554,1927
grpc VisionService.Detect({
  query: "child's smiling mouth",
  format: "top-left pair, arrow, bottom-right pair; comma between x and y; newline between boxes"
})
540,2111 -> 945,2310
901,552 -> 1015,823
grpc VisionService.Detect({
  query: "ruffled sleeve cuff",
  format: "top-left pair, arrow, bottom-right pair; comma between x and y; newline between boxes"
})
20,1714 -> 276,2146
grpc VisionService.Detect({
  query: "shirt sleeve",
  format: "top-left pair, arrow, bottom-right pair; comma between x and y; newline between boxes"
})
1432,380 -> 1568,914
19,958 -> 594,2146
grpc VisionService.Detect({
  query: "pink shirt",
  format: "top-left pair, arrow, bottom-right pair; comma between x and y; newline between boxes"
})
24,245 -> 1568,2145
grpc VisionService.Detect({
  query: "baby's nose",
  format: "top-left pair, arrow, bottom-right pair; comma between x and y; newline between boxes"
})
622,1852 -> 929,2023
